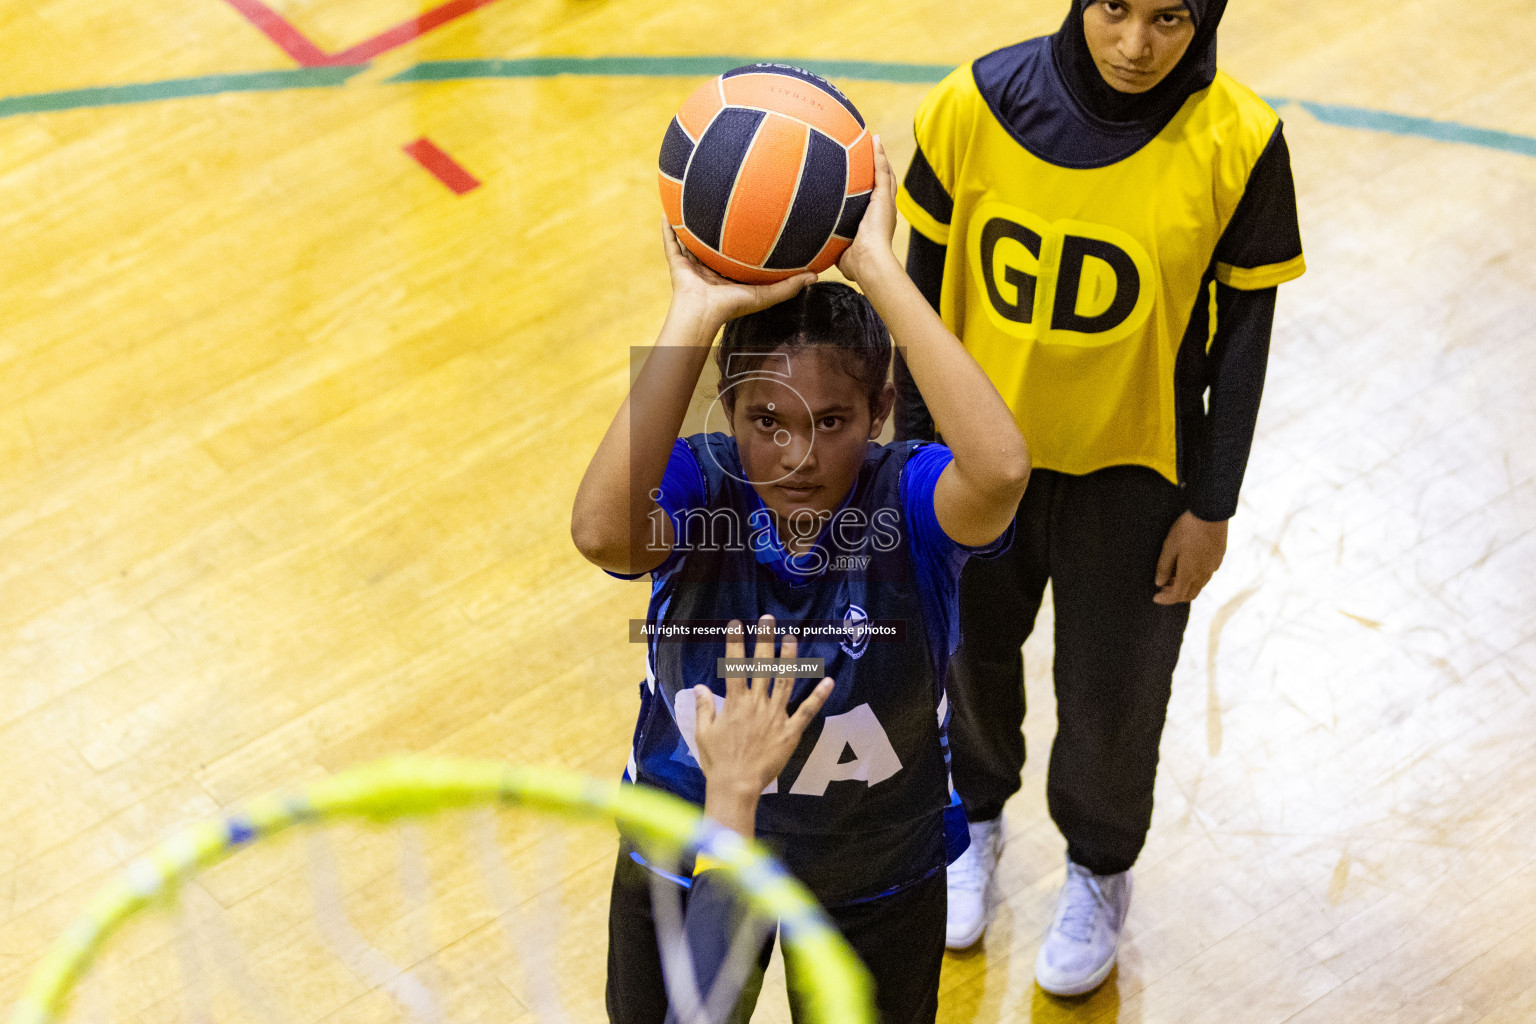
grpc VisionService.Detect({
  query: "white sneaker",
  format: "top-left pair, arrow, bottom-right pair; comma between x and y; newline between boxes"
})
1034,858 -> 1132,996
945,817 -> 1004,949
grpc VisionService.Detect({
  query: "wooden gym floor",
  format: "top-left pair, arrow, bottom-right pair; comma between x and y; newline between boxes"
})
1,1 -> 1534,1022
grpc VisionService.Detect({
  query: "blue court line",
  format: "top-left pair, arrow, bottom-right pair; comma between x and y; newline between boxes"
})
2,57 -> 1534,160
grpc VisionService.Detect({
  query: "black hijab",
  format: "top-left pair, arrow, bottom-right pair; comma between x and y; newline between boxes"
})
1053,0 -> 1225,128
970,0 -> 1228,166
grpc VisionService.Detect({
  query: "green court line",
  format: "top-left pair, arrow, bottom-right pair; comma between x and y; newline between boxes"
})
1279,98 -> 1536,159
386,59 -> 1536,158
385,56 -> 956,85
0,66 -> 364,118
2,56 -> 1534,162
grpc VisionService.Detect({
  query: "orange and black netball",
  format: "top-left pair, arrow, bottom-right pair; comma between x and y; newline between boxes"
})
658,64 -> 875,284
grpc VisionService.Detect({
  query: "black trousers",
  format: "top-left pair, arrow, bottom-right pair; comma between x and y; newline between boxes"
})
607,846 -> 946,1024
946,466 -> 1191,876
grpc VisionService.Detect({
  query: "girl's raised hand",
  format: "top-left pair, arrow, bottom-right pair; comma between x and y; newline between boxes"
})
662,220 -> 816,333
837,135 -> 900,287
694,616 -> 834,830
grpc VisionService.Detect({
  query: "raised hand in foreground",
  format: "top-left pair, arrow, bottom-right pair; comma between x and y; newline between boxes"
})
694,615 -> 834,836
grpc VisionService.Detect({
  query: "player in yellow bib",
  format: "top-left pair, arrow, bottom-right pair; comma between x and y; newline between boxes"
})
894,0 -> 1304,996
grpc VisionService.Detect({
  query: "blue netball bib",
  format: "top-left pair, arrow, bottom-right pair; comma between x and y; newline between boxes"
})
618,434 -> 1007,906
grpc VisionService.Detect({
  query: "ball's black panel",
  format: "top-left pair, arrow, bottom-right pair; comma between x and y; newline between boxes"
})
721,63 -> 866,128
659,117 -> 695,180
833,191 -> 871,240
683,107 -> 766,251
765,130 -> 846,270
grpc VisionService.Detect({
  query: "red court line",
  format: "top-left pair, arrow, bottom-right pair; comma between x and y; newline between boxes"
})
221,0 -> 329,65
221,0 -> 505,67
404,137 -> 482,194
331,0 -> 505,64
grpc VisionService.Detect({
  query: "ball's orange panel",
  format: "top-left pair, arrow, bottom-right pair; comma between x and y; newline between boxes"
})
807,235 -> 852,275
721,73 -> 863,148
720,114 -> 808,268
846,132 -> 874,196
677,78 -> 725,141
676,225 -> 801,285
658,173 -> 683,226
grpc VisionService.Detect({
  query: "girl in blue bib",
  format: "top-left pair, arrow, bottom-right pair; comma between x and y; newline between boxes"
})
572,139 -> 1030,1024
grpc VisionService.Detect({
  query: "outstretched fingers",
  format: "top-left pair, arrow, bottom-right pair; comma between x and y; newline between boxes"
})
790,678 -> 835,733
771,633 -> 799,710
724,619 -> 747,699
693,683 -> 717,734
750,614 -> 776,697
